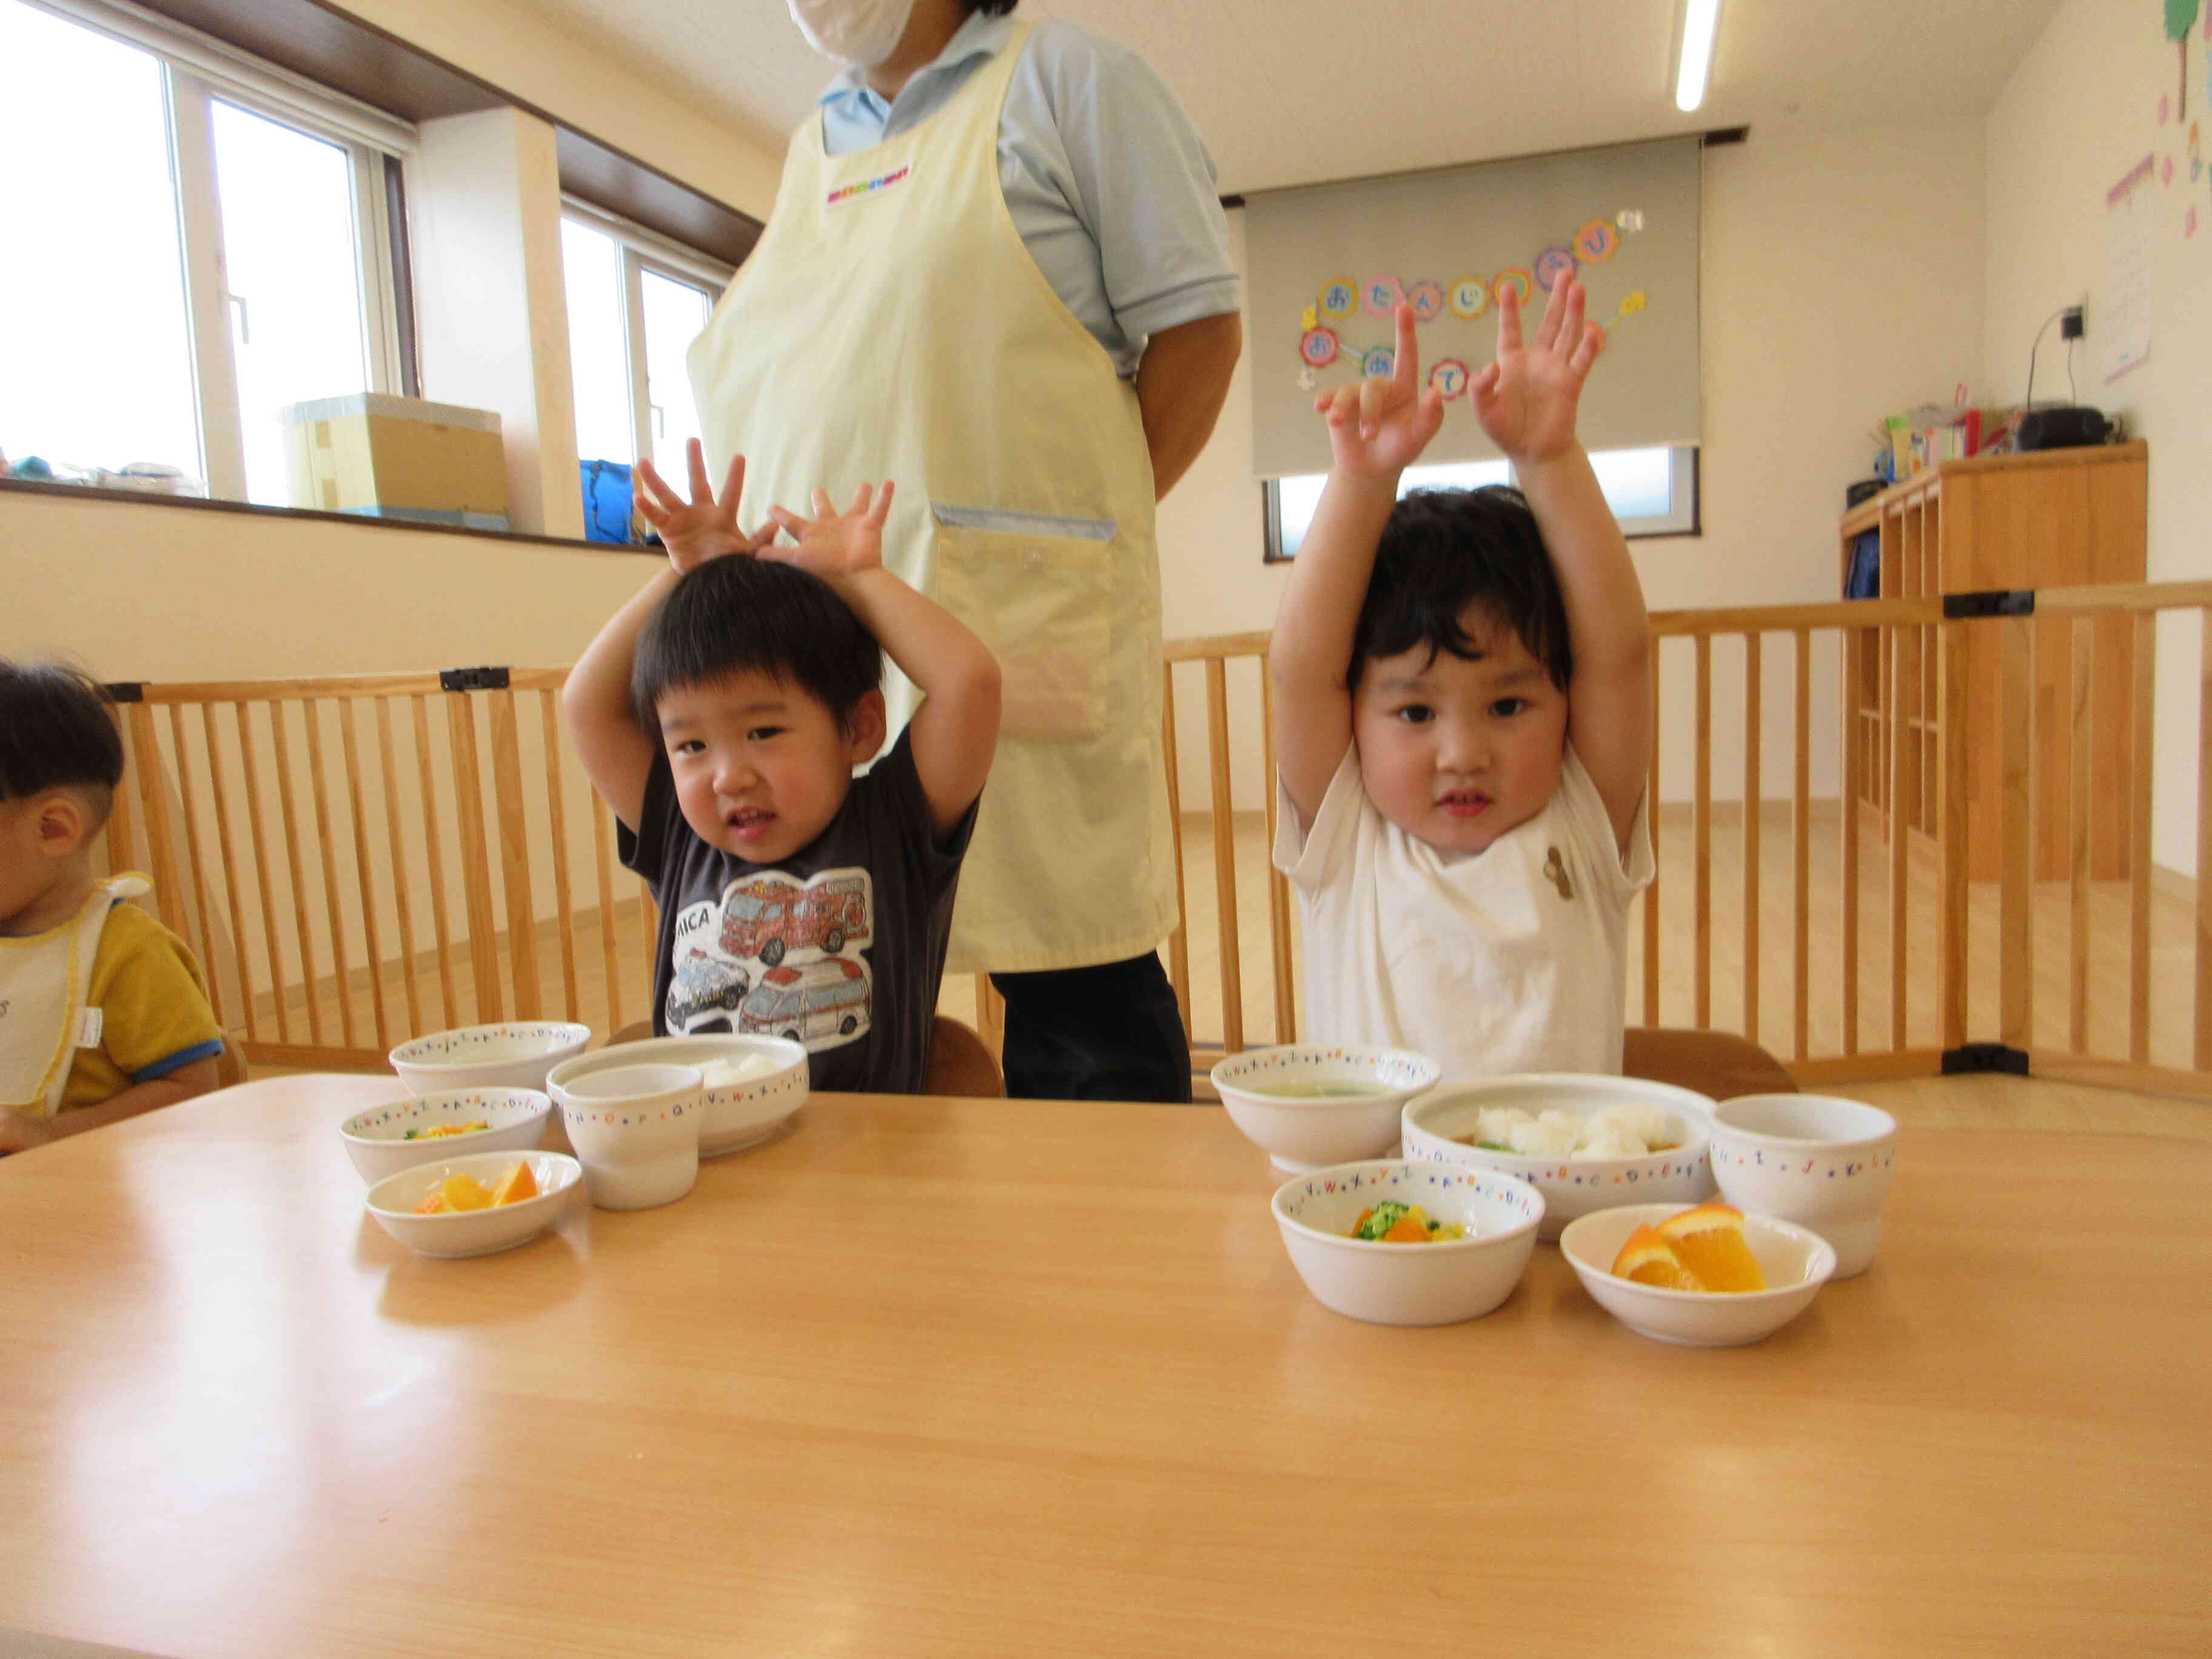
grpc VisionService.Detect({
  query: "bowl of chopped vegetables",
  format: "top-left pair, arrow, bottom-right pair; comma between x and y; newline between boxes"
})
340,1087 -> 553,1185
1401,1074 -> 1717,1241
1270,1159 -> 1544,1326
364,1149 -> 581,1259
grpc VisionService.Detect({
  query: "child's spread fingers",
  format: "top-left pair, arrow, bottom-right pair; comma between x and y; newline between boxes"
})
1469,361 -> 1501,404
866,480 -> 896,527
1568,320 -> 1604,380
1495,283 -> 1524,356
634,456 -> 682,518
686,437 -> 713,503
1553,282 -> 1587,357
767,504 -> 813,537
1357,374 -> 1389,440
1392,302 -> 1420,388
1324,382 -> 1359,426
811,487 -> 836,518
718,454 -> 747,520
1533,276 -> 1567,350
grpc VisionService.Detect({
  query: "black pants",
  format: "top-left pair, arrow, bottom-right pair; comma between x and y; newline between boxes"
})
989,953 -> 1193,1102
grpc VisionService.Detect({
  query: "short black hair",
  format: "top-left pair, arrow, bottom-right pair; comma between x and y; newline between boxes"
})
0,659 -> 124,825
631,556 -> 883,731
1348,487 -> 1574,692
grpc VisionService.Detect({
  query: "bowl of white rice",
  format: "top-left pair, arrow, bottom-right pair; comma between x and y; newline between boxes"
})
1401,1074 -> 1717,1241
548,1034 -> 807,1157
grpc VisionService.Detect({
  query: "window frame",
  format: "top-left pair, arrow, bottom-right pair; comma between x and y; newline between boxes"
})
561,196 -> 733,474
16,0 -> 414,502
1261,443 -> 1701,563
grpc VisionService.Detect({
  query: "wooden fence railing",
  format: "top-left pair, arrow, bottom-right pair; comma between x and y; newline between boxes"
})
96,581 -> 2212,1101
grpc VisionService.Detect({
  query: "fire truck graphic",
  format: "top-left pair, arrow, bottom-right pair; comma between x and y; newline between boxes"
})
717,873 -> 871,965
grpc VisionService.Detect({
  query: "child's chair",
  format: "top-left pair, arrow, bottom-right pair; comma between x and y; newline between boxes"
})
601,1016 -> 1005,1098
1621,1027 -> 1797,1101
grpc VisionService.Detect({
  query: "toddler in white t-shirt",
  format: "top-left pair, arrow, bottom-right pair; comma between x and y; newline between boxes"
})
1269,281 -> 1654,1082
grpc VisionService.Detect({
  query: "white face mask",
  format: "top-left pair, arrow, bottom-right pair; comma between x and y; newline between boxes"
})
786,0 -> 917,68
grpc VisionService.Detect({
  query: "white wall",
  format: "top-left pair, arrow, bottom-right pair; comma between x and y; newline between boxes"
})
343,0 -> 784,220
1156,120 -> 1987,811
1983,0 -> 2212,876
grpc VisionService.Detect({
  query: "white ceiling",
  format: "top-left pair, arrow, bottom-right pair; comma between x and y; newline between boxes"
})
531,0 -> 2067,196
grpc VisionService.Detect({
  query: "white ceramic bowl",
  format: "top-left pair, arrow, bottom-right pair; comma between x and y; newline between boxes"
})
1401,1074 -> 1717,1241
1270,1159 -> 1544,1326
363,1149 -> 581,1259
547,1034 -> 807,1158
1212,1045 -> 1443,1173
551,1062 -> 705,1210
339,1087 -> 552,1185
1709,1094 -> 1899,1278
387,1022 -> 593,1096
1558,1202 -> 1837,1347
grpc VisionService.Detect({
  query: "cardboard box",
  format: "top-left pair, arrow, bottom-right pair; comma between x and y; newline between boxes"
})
280,394 -> 509,531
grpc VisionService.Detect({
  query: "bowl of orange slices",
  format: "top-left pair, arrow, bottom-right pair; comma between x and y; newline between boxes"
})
364,1150 -> 581,1259
1558,1200 -> 1835,1347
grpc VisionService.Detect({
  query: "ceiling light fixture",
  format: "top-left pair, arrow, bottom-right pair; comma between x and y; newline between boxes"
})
1675,0 -> 1720,113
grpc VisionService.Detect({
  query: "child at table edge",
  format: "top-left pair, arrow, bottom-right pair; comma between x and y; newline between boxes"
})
1,660 -> 223,1152
1268,283 -> 1655,1081
564,450 -> 1000,1093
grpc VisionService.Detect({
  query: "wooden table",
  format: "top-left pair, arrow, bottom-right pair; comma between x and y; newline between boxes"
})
2,1076 -> 2207,1658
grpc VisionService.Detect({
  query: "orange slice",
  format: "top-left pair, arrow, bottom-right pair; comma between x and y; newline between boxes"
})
1657,1201 -> 1768,1293
1610,1224 -> 1705,1290
489,1160 -> 538,1207
438,1173 -> 494,1213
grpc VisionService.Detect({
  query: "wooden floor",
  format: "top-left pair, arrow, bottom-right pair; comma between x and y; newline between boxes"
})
247,804 -> 2212,1143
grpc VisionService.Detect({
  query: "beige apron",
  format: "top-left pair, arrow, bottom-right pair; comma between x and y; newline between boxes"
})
0,873 -> 148,1115
686,19 -> 1176,975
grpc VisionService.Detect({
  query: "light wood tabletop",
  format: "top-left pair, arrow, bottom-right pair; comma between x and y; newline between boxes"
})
1,1074 -> 2207,1658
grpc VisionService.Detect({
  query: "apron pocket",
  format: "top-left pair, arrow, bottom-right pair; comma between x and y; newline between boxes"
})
933,504 -> 1117,742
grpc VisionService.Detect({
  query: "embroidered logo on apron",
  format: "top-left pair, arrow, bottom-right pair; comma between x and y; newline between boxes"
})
826,163 -> 914,210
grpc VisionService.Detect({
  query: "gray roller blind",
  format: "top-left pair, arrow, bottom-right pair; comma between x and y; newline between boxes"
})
1245,138 -> 1701,478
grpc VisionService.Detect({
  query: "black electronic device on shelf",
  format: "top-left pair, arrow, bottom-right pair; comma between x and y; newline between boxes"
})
2015,406 -> 2111,451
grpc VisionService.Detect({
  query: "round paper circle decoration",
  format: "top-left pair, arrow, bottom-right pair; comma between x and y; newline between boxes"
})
1362,345 -> 1396,378
1575,219 -> 1620,262
1429,358 -> 1470,400
1403,279 -> 1447,323
1319,279 -> 1359,320
1298,327 -> 1340,369
1491,268 -> 1533,306
1364,274 -> 1404,317
1449,276 -> 1490,318
1533,245 -> 1578,292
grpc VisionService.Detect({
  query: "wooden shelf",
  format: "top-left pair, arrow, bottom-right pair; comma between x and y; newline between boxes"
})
1838,442 -> 2148,882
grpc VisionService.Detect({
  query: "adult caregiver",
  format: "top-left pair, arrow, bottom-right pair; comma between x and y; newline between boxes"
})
677,0 -> 1242,1100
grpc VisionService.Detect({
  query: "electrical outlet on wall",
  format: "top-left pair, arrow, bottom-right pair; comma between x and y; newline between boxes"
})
2060,303 -> 2085,340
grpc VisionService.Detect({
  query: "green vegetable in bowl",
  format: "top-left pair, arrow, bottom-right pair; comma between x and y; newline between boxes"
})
1352,1201 -> 1413,1241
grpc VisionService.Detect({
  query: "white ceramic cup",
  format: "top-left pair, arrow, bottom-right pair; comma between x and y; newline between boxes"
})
551,1063 -> 705,1210
1708,1094 -> 1898,1278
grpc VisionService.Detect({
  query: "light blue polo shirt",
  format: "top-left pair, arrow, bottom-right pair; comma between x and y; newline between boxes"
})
816,13 -> 1241,379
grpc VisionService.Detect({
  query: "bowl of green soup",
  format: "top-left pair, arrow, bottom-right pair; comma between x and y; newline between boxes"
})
1210,1045 -> 1442,1173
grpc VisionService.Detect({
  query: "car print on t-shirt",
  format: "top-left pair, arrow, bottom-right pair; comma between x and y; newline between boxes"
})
666,866 -> 875,1052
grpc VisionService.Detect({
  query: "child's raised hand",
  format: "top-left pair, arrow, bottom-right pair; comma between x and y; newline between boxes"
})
1470,278 -> 1604,466
634,439 -> 777,574
1316,303 -> 1444,481
762,481 -> 896,583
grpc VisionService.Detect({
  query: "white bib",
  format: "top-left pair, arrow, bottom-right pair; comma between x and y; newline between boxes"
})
0,873 -> 149,1116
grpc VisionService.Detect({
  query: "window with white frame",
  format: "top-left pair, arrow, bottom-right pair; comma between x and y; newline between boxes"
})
1264,444 -> 1698,562
0,0 -> 411,506
561,205 -> 730,486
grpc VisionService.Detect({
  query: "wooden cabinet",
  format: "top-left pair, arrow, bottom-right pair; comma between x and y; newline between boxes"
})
1839,441 -> 2148,882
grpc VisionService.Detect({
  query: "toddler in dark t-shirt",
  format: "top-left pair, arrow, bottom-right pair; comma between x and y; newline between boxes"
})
564,451 -> 1001,1093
